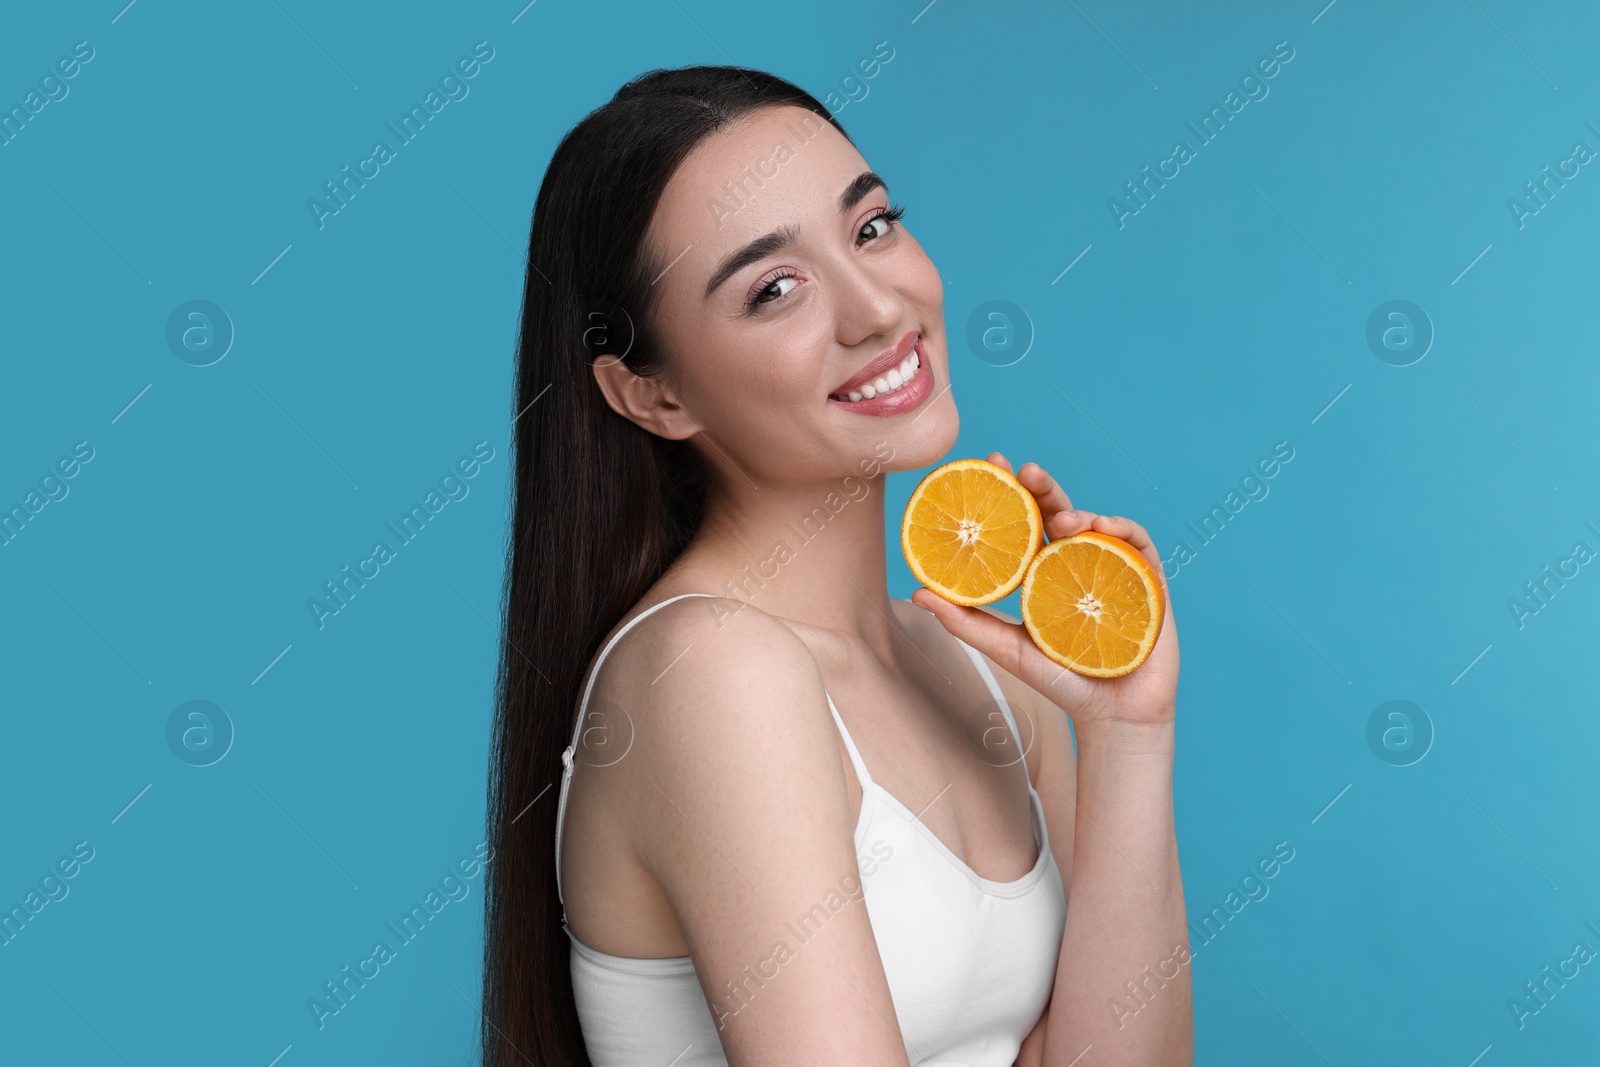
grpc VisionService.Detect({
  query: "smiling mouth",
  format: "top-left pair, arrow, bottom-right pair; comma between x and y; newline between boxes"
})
830,346 -> 922,403
827,335 -> 936,416
825,331 -> 928,403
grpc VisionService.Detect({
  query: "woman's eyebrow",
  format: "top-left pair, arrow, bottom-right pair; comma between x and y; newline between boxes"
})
703,224 -> 797,299
702,171 -> 890,298
837,171 -> 888,214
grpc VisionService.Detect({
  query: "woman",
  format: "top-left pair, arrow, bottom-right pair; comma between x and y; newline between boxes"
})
483,65 -> 1190,1066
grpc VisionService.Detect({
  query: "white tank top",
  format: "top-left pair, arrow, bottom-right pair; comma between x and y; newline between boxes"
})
555,593 -> 1067,1066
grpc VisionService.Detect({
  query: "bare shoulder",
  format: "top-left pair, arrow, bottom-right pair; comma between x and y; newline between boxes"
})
581,593 -> 833,788
588,591 -> 832,735
592,591 -> 840,799
585,594 -> 818,703
584,596 -> 910,1062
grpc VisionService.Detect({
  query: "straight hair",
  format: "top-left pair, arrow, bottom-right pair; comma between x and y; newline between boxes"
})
482,66 -> 850,1065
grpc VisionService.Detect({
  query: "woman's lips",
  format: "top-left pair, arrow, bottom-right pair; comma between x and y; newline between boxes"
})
826,337 -> 935,417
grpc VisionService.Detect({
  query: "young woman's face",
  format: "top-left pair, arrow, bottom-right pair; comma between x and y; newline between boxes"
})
639,104 -> 958,488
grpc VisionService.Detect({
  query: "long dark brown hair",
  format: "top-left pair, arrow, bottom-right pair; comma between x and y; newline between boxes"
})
483,66 -> 850,1065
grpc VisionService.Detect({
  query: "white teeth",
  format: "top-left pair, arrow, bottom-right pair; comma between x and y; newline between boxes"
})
834,343 -> 924,403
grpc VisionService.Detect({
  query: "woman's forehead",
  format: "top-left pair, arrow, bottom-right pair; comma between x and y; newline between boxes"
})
647,107 -> 866,290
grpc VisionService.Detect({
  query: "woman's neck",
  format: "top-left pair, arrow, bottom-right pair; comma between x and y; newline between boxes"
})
677,470 -> 901,657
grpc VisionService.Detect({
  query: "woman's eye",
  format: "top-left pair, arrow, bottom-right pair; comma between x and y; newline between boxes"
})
752,273 -> 798,307
858,216 -> 892,243
857,204 -> 905,245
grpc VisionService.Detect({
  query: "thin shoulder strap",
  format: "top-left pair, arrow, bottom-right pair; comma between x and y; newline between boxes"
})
555,592 -> 715,916
826,693 -> 875,791
953,638 -> 1028,766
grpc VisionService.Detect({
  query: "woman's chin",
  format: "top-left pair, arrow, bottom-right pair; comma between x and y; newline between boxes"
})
880,401 -> 960,473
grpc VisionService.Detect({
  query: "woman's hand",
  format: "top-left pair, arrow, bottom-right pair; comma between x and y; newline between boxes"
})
909,453 -> 1179,737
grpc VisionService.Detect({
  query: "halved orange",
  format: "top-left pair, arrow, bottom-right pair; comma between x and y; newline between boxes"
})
1020,531 -> 1165,678
901,459 -> 1043,606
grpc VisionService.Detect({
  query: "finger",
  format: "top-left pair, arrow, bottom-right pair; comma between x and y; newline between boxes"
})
1046,508 -> 1098,539
1090,514 -> 1152,552
1015,462 -> 1073,516
986,451 -> 1014,475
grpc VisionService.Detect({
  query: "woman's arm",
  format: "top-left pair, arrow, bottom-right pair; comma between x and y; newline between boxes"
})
976,619 -> 1189,1067
1045,716 -> 1187,1062
614,599 -> 916,1066
914,456 -> 1192,1066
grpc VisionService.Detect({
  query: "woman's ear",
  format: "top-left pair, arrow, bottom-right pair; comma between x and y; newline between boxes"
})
590,355 -> 698,441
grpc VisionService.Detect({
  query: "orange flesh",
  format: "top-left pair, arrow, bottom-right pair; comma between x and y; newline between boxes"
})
902,460 -> 1042,606
1022,532 -> 1163,677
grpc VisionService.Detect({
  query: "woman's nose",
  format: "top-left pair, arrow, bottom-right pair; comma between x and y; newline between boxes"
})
833,255 -> 904,346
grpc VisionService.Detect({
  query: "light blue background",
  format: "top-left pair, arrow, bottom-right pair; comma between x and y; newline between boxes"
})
2,1 -> 1596,1063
